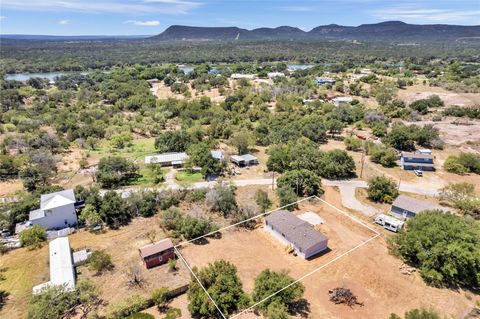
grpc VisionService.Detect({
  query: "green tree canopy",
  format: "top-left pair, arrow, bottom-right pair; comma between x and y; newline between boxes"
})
391,211 -> 480,288
252,269 -> 305,312
187,260 -> 248,318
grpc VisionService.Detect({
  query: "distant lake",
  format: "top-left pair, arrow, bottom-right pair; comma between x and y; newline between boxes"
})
287,64 -> 314,70
4,71 -> 91,82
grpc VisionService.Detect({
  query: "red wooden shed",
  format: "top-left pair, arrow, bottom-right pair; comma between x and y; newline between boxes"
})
138,238 -> 175,269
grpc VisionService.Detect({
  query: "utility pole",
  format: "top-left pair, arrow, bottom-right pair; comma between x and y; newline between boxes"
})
360,142 -> 366,179
272,164 -> 275,190
398,177 -> 401,191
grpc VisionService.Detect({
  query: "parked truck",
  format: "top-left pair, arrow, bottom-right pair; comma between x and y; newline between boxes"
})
374,214 -> 405,233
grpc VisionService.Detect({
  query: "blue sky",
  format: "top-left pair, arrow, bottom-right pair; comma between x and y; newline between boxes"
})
0,0 -> 479,35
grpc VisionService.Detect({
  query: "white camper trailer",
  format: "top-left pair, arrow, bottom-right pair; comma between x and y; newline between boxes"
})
374,214 -> 405,232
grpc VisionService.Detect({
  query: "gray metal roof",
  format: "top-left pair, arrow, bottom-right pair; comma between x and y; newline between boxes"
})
392,195 -> 449,214
210,150 -> 224,161
29,209 -> 45,221
145,152 -> 188,164
240,154 -> 257,161
266,210 -> 327,252
401,152 -> 434,160
40,189 -> 76,210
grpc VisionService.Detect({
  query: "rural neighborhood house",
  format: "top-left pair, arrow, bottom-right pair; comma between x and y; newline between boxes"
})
265,210 -> 329,259
400,151 -> 435,171
390,195 -> 448,219
16,189 -> 80,233
32,237 -> 76,294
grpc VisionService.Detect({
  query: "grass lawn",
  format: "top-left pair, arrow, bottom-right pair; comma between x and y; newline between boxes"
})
89,137 -> 166,187
128,166 -> 166,187
175,171 -> 204,187
90,137 -> 157,162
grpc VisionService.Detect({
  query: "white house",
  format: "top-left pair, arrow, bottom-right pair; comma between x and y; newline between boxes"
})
230,73 -> 256,80
33,237 -> 76,294
267,72 -> 285,79
331,96 -> 353,106
27,189 -> 78,231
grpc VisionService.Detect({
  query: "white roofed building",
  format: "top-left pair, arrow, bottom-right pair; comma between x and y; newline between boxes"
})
33,237 -> 76,294
267,72 -> 285,79
24,189 -> 78,231
145,152 -> 189,167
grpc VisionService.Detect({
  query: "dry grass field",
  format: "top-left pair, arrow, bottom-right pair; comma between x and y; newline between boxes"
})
172,189 -> 478,319
0,216 -> 190,319
398,84 -> 480,107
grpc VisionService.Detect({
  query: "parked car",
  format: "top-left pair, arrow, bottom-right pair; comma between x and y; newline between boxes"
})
414,169 -> 423,177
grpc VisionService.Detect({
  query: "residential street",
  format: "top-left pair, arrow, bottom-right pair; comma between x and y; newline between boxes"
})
101,176 -> 440,217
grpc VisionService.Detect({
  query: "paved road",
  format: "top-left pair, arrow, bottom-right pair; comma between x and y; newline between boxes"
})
323,179 -> 440,216
102,177 -> 439,216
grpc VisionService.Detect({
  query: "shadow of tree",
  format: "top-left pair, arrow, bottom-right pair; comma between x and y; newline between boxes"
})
290,298 -> 311,318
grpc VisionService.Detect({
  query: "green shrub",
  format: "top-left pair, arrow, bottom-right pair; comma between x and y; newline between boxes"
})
443,156 -> 467,175
367,176 -> 399,203
165,308 -> 182,319
106,294 -> 149,319
152,287 -> 169,308
125,314 -> 155,319
86,250 -> 114,274
19,225 -> 46,248
344,136 -> 362,151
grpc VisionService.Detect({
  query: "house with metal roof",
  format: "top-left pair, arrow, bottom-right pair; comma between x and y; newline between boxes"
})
139,238 -> 175,269
20,189 -> 79,232
265,210 -> 328,259
33,237 -> 76,294
267,72 -> 285,79
331,96 -> 353,106
390,195 -> 449,220
145,152 -> 189,168
315,77 -> 336,85
400,151 -> 435,171
230,154 -> 258,167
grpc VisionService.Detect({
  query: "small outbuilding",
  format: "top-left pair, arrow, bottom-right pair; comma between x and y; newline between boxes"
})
331,96 -> 353,106
230,154 -> 258,167
390,195 -> 449,219
139,238 -> 175,269
315,77 -> 336,85
265,210 -> 328,259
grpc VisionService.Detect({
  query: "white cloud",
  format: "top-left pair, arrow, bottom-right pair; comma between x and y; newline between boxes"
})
125,20 -> 160,26
371,6 -> 480,24
59,19 -> 69,25
0,16 -> 6,20
1,0 -> 202,15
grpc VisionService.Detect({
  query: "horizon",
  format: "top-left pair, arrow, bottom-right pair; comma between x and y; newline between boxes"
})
1,0 -> 479,36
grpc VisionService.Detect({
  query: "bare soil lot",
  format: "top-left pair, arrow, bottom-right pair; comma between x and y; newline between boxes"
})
177,198 -> 379,317
398,84 -> 480,107
176,191 -> 477,319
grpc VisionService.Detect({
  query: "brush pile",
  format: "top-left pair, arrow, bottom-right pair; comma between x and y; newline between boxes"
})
329,287 -> 364,307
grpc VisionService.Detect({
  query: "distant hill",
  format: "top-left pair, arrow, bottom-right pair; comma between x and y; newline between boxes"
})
151,21 -> 480,42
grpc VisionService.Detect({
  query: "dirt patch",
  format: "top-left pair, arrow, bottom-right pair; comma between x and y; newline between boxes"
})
175,190 -> 475,319
404,119 -> 480,149
0,179 -> 23,197
398,85 -> 480,107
